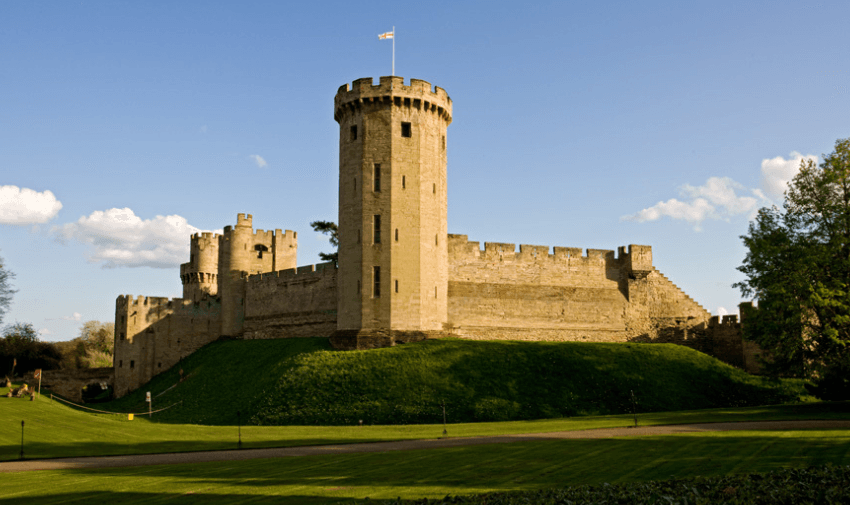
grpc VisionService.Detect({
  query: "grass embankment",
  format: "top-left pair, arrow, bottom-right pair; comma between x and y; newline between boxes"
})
103,337 -> 808,425
4,430 -> 850,503
2,379 -> 847,461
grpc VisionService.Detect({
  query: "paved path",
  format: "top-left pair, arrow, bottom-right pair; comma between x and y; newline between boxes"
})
3,420 -> 849,474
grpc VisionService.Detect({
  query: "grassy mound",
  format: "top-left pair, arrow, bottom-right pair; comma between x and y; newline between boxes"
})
103,337 -> 808,425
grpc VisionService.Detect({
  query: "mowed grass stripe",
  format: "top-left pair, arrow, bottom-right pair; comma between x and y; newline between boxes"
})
6,430 -> 850,504
3,391 -> 850,461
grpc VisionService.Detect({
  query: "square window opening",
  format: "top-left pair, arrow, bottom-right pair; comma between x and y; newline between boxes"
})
401,122 -> 411,138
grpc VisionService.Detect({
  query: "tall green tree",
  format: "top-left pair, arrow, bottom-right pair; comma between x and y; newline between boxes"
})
310,220 -> 338,264
0,322 -> 61,377
736,138 -> 850,388
0,253 -> 16,326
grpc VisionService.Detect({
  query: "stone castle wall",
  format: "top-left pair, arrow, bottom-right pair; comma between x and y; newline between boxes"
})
445,235 -> 713,343
446,235 -> 628,341
243,262 -> 338,340
113,295 -> 221,397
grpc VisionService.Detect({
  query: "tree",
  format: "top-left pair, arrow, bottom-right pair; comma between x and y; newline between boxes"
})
56,321 -> 115,369
735,138 -> 850,388
0,322 -> 61,377
0,253 -> 16,326
310,220 -> 339,264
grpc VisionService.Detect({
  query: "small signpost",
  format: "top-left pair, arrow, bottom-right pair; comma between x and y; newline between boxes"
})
441,401 -> 448,437
33,369 -> 42,400
146,391 -> 152,418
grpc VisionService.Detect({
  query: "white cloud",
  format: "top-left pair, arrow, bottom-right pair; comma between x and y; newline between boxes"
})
716,307 -> 728,316
0,185 -> 63,225
761,151 -> 817,200
622,177 -> 767,230
249,154 -> 268,168
64,312 -> 82,322
38,328 -> 52,336
52,208 -> 201,268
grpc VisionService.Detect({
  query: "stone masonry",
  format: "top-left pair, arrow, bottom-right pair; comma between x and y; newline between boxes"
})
112,76 -> 757,398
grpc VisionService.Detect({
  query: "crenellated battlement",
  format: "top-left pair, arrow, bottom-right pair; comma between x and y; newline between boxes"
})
448,234 -> 631,265
116,294 -> 194,308
334,76 -> 452,124
247,262 -> 337,283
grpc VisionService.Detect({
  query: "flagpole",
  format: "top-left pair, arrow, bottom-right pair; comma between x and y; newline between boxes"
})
392,26 -> 395,76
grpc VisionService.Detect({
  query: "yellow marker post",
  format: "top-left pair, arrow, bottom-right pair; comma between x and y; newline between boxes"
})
128,413 -> 134,421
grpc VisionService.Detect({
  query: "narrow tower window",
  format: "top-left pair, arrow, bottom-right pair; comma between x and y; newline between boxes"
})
353,177 -> 357,194
373,215 -> 381,244
433,183 -> 436,194
350,125 -> 357,141
374,164 -> 381,192
373,266 -> 381,297
402,175 -> 406,189
442,135 -> 446,150
436,234 -> 439,245
395,279 -> 399,293
401,122 -> 411,138
357,229 -> 361,244
395,229 -> 399,242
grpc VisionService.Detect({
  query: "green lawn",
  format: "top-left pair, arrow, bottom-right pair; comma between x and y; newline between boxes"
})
2,383 -> 848,461
4,429 -> 850,503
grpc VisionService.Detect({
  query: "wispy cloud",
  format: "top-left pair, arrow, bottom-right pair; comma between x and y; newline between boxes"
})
52,208 -> 204,268
0,185 -> 63,225
622,177 -> 766,231
249,154 -> 268,168
622,151 -> 817,231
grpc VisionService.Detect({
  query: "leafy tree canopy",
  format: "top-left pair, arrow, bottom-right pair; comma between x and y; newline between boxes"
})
310,220 -> 338,264
735,138 -> 850,384
0,322 -> 61,377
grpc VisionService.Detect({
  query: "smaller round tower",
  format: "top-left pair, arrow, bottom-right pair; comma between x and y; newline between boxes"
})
180,232 -> 220,302
218,213 -> 255,337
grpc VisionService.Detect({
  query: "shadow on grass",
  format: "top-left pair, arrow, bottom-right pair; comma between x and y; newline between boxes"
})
7,433 -> 850,503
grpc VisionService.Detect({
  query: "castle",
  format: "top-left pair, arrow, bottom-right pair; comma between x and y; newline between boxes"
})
113,76 -> 759,398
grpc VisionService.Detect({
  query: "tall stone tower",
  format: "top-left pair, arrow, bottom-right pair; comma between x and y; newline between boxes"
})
332,76 -> 452,348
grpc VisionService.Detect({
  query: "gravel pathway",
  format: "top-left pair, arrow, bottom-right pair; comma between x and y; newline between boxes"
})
3,420 -> 849,474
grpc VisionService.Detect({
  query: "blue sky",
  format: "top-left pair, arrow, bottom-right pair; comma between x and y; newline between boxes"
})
2,1 -> 848,341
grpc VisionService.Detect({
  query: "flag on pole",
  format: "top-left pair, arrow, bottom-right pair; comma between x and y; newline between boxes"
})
379,31 -> 393,40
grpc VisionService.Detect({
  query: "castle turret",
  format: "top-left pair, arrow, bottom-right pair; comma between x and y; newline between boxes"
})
180,232 -> 220,302
218,213 -> 255,337
217,213 -> 298,337
332,77 -> 452,347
